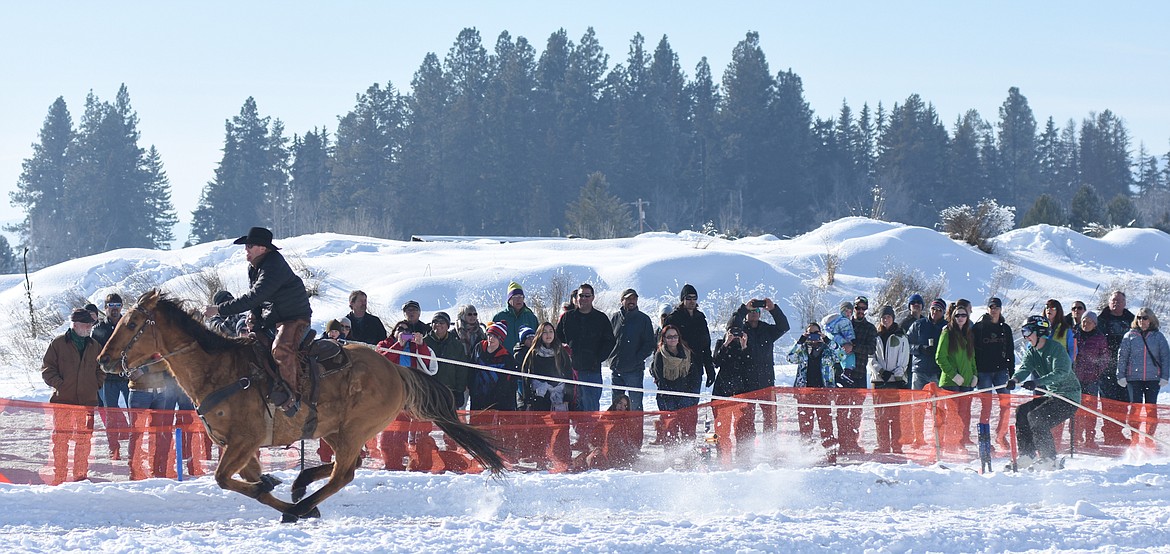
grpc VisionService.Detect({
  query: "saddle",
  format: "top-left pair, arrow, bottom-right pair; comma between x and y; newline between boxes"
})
250,330 -> 353,438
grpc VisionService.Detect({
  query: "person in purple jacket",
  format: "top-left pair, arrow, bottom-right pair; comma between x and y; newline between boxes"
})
1071,311 -> 1109,447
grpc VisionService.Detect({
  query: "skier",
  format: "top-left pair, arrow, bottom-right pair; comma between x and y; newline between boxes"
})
1005,315 -> 1082,470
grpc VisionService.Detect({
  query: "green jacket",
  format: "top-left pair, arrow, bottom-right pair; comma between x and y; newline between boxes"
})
935,328 -> 977,387
1013,338 -> 1082,402
424,331 -> 471,398
491,304 -> 540,351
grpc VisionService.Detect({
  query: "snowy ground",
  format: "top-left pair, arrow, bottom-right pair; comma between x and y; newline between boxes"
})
2,218 -> 1169,552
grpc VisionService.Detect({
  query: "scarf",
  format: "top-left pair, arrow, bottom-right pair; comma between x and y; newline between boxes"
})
659,347 -> 691,381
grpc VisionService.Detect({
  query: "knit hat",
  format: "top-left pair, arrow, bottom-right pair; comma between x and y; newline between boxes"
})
908,293 -> 924,307
326,319 -> 343,333
660,303 -> 673,316
517,326 -> 535,344
879,306 -> 897,320
84,303 -> 100,315
1082,310 -> 1098,325
507,282 -> 524,299
487,321 -> 508,340
402,300 -> 421,311
431,311 -> 451,325
621,288 -> 638,300
213,290 -> 235,305
840,301 -> 854,314
70,308 -> 96,324
680,284 -> 698,301
930,298 -> 947,311
986,296 -> 1002,308
339,317 -> 351,327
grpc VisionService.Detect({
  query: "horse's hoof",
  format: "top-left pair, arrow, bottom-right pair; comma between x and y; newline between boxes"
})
280,513 -> 298,524
257,474 -> 280,494
303,507 -> 321,519
291,487 -> 306,503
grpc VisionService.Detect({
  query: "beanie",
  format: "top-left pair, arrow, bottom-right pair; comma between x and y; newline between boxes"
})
660,303 -> 673,316
517,326 -> 535,344
908,293 -> 924,307
326,319 -> 343,333
402,300 -> 421,311
680,284 -> 698,301
431,311 -> 451,324
840,301 -> 854,314
879,305 -> 897,320
1082,310 -> 1098,325
213,290 -> 235,305
507,282 -> 524,299
339,317 -> 351,327
487,321 -> 508,340
930,298 -> 947,311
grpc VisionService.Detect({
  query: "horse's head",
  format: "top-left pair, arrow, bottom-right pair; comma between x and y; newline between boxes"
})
97,289 -> 167,376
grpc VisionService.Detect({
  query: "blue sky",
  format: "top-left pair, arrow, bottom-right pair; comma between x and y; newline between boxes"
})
2,1 -> 1167,241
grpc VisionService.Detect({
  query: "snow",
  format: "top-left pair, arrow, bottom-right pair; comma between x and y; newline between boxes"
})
2,218 -> 1170,552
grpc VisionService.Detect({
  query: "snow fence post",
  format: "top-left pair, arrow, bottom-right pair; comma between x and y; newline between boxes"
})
175,428 -> 183,482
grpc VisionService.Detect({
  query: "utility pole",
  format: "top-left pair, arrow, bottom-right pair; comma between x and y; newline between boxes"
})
631,198 -> 650,233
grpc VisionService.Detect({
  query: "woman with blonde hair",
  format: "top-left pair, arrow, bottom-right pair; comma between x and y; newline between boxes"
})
1117,307 -> 1169,446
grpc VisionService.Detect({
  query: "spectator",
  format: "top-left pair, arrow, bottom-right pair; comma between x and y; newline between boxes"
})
823,301 -> 861,454
513,326 -> 536,361
712,325 -> 755,461
456,305 -> 487,358
556,283 -> 616,411
378,320 -> 438,375
519,322 -> 574,411
727,297 -> 790,432
325,319 -> 344,340
206,291 -> 247,336
561,289 -> 579,321
41,308 -> 105,484
401,300 -> 431,336
787,322 -> 844,450
92,293 -> 129,460
973,296 -> 1014,449
1044,299 -> 1077,361
1068,300 -> 1088,334
900,294 -> 925,334
845,296 -> 877,453
1116,307 -> 1169,446
906,298 -> 947,447
608,289 -> 656,411
1072,311 -> 1108,447
657,303 -> 672,336
202,227 -> 312,416
1006,315 -> 1081,470
337,317 -> 352,340
649,324 -> 701,444
344,290 -> 388,345
937,302 -> 977,446
493,282 -> 540,352
665,284 -> 716,396
871,306 -> 909,453
1096,291 -> 1134,445
423,311 -> 471,409
470,321 -> 518,411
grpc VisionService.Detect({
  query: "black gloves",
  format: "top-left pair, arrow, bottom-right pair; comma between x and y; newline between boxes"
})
705,367 -> 716,388
1022,381 -> 1037,391
879,370 -> 894,382
1004,379 -> 1016,391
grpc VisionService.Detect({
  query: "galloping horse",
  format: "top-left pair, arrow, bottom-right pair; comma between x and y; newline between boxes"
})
97,290 -> 505,522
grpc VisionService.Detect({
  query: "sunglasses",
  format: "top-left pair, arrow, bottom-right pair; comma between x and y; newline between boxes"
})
1072,306 -> 1085,311
954,313 -> 968,318
106,302 -> 122,308
684,295 -> 698,301
578,294 -> 594,298
465,312 -> 477,316
664,334 -> 680,339
1136,316 -> 1149,321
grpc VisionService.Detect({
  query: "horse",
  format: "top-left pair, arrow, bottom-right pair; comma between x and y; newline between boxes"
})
97,290 -> 505,522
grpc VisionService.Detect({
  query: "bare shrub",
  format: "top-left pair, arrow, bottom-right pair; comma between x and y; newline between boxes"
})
1095,277 -> 1140,312
870,260 -> 948,319
286,251 -> 329,298
1141,275 -> 1170,317
939,198 -> 1016,253
172,267 -> 228,304
787,280 -> 831,333
0,301 -> 51,376
527,271 -> 577,326
819,238 -> 840,287
986,258 -> 1020,300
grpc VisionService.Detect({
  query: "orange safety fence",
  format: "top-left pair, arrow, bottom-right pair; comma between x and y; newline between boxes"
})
1,387 -> 1166,485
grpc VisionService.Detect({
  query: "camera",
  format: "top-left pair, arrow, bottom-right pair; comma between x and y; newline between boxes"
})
730,327 -> 744,337
751,299 -> 767,308
400,332 -> 414,342
806,332 -> 822,343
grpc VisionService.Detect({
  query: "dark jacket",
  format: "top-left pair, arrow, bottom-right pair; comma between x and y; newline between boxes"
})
91,315 -> 119,346
519,346 -> 574,410
650,346 -> 701,394
424,331 -> 471,400
665,306 -> 714,382
907,316 -> 947,376
42,330 -> 104,406
492,304 -> 540,352
470,341 -> 518,411
712,337 -> 755,397
727,304 -> 790,388
851,315 -> 878,378
972,315 -> 1015,373
1074,328 -> 1109,385
218,250 -> 312,330
608,307 -> 656,374
556,308 -> 616,374
899,314 -> 924,335
346,312 -> 388,345
1097,308 -> 1135,365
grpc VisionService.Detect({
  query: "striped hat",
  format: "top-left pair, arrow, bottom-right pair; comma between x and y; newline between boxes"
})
487,320 -> 508,340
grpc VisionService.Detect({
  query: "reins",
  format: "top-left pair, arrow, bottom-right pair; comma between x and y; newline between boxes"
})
115,306 -> 198,377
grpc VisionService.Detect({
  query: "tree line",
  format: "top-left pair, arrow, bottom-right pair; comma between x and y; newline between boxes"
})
10,29 -> 1170,269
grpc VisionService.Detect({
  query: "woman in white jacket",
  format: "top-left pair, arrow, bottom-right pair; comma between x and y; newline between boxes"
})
871,306 -> 911,454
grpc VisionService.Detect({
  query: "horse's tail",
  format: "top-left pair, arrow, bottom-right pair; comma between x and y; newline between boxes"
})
397,365 -> 506,475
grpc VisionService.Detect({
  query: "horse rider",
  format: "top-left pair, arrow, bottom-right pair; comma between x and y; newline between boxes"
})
203,227 -> 312,416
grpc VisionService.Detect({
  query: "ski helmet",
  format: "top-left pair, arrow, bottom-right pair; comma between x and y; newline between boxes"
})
1022,315 -> 1051,338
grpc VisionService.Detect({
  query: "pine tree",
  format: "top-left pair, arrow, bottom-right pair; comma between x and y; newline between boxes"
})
1105,194 -> 1138,227
997,87 -> 1038,207
565,172 -> 634,238
9,97 -> 73,267
1019,193 -> 1066,227
683,57 -> 720,228
1068,184 -> 1104,230
0,236 -> 17,274
331,83 -> 405,237
288,127 -> 332,235
1078,111 -> 1132,202
717,32 -> 774,232
876,94 -> 949,226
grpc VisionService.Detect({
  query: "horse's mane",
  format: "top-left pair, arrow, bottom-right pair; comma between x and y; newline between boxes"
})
150,292 -> 254,353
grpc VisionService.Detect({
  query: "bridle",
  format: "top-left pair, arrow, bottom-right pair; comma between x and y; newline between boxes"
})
113,305 -> 198,378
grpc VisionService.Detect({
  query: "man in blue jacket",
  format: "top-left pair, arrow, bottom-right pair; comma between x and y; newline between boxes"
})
608,289 -> 655,411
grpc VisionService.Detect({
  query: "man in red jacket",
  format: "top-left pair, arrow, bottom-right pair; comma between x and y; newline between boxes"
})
42,308 -> 105,484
